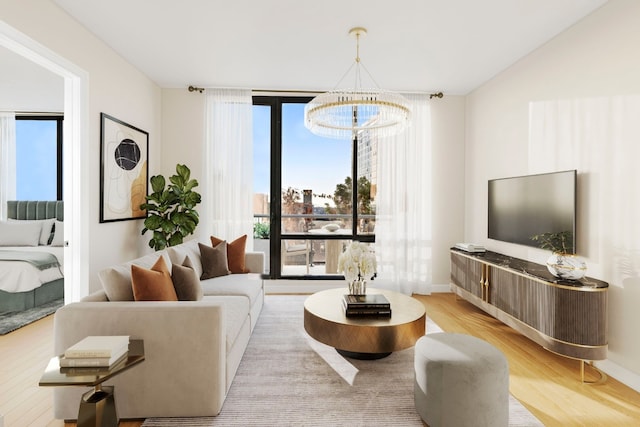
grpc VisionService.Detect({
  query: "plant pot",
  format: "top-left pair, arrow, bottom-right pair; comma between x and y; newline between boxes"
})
546,253 -> 587,281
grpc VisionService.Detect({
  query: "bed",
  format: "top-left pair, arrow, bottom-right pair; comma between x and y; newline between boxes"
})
0,200 -> 64,314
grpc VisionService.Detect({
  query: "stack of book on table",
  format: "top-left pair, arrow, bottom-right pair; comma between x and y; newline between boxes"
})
59,335 -> 130,369
343,294 -> 391,318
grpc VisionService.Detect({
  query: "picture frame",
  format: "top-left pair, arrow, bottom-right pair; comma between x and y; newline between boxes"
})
99,113 -> 149,223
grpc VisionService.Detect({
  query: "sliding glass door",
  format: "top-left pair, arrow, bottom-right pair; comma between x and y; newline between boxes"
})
253,96 -> 376,279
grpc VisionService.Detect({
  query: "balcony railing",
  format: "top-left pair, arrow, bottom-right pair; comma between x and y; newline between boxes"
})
253,213 -> 375,277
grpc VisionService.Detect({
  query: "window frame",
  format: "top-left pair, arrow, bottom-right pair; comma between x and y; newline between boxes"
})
253,95 -> 375,279
15,114 -> 64,200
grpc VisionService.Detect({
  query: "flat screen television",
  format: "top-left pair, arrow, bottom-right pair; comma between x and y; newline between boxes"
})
487,170 -> 576,253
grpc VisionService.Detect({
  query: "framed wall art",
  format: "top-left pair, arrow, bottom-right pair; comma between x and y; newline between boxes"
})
99,113 -> 149,223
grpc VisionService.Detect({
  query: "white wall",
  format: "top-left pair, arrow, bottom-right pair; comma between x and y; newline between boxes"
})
465,0 -> 640,389
0,45 -> 63,112
160,89 -> 207,240
2,0 -> 163,293
430,96 -> 466,287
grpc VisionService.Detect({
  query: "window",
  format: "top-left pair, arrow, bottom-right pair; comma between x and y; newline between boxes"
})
15,116 -> 63,200
252,96 -> 376,278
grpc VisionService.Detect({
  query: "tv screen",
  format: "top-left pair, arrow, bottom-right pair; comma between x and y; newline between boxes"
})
488,170 -> 576,252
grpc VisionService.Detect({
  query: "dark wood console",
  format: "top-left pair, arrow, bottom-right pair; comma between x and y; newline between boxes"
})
450,249 -> 608,362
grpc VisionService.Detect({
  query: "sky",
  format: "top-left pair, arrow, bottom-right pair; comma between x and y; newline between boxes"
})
253,102 -> 352,206
15,120 -> 58,200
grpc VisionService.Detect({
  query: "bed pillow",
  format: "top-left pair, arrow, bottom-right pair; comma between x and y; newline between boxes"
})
171,256 -> 204,301
0,221 -> 42,246
50,220 -> 65,247
199,242 -> 230,279
210,234 -> 249,273
131,256 -> 178,301
8,218 -> 55,245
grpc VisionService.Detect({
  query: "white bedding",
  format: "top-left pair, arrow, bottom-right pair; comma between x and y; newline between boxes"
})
0,246 -> 64,293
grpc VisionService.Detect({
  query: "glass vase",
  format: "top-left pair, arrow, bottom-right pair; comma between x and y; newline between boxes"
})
348,279 -> 367,296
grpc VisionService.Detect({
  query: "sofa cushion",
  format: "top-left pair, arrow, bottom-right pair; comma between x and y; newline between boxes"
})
199,242 -> 231,280
99,251 -> 172,301
172,256 -> 204,301
200,273 -> 263,308
211,234 -> 249,274
167,239 -> 203,278
131,256 -> 178,301
203,295 -> 250,352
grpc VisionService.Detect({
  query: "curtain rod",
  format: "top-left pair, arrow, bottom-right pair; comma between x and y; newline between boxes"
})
188,85 -> 445,99
2,111 -> 64,116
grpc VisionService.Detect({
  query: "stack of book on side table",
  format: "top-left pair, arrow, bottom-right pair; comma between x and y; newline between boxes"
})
59,335 -> 130,372
342,294 -> 392,318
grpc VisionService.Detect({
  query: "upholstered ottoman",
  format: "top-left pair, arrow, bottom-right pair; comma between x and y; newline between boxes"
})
414,333 -> 509,427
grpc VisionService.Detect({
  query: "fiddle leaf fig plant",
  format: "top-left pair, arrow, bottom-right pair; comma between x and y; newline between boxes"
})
140,164 -> 201,251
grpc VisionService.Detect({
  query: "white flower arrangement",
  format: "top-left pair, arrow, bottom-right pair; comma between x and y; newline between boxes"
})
337,241 -> 377,283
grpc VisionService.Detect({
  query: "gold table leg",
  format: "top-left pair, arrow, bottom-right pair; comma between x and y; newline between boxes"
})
580,360 -> 607,385
77,384 -> 118,427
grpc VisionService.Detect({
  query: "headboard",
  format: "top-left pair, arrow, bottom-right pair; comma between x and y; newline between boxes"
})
7,200 -> 64,221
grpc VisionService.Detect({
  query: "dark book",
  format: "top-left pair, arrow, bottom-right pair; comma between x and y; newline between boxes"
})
343,294 -> 391,309
345,308 -> 392,318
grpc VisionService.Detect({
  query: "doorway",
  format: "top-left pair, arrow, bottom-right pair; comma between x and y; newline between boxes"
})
0,21 -> 89,301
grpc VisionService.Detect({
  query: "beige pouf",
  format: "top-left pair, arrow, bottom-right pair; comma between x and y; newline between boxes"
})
414,333 -> 509,427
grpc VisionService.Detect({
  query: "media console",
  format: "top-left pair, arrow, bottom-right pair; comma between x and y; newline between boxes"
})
450,249 -> 608,374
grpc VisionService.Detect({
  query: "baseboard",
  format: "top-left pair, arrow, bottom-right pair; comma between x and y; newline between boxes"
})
265,280 -> 454,295
427,283 -> 451,293
265,279 -> 337,295
596,359 -> 640,393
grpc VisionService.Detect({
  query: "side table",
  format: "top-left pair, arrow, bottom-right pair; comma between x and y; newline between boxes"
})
39,339 -> 145,427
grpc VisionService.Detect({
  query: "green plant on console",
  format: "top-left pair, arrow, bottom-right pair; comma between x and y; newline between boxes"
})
140,164 -> 202,251
530,230 -> 574,254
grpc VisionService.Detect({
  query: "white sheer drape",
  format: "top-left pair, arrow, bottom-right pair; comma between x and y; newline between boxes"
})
374,94 -> 432,295
0,113 -> 16,220
204,89 -> 254,246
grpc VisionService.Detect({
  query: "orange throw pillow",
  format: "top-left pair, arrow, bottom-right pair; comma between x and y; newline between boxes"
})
131,256 -> 178,301
210,234 -> 249,273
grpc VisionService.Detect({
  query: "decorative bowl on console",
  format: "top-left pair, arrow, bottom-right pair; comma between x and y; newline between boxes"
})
531,230 -> 586,280
546,253 -> 587,280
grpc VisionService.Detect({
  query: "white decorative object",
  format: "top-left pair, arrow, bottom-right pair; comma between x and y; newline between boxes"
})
338,241 -> 376,295
323,223 -> 339,232
546,253 -> 587,280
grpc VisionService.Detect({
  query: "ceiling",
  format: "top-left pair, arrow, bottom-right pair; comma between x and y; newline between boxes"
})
7,0 -> 608,97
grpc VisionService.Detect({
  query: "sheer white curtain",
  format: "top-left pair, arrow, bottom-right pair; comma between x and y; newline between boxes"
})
204,89 -> 254,246
0,112 -> 16,220
374,94 -> 432,295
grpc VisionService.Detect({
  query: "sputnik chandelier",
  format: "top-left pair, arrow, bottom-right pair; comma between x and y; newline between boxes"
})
304,27 -> 411,140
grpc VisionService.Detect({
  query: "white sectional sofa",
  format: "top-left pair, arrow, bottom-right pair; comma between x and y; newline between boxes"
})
52,238 -> 264,420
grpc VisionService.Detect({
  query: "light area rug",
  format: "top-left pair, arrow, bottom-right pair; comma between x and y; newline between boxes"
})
143,295 -> 543,427
0,298 -> 63,335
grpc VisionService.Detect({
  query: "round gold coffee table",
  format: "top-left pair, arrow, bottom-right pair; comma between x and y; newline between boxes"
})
303,287 -> 426,359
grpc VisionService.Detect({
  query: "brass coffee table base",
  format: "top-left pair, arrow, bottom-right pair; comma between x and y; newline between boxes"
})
337,349 -> 392,360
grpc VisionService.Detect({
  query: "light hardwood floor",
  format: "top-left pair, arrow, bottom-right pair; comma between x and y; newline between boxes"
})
1,293 -> 639,426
